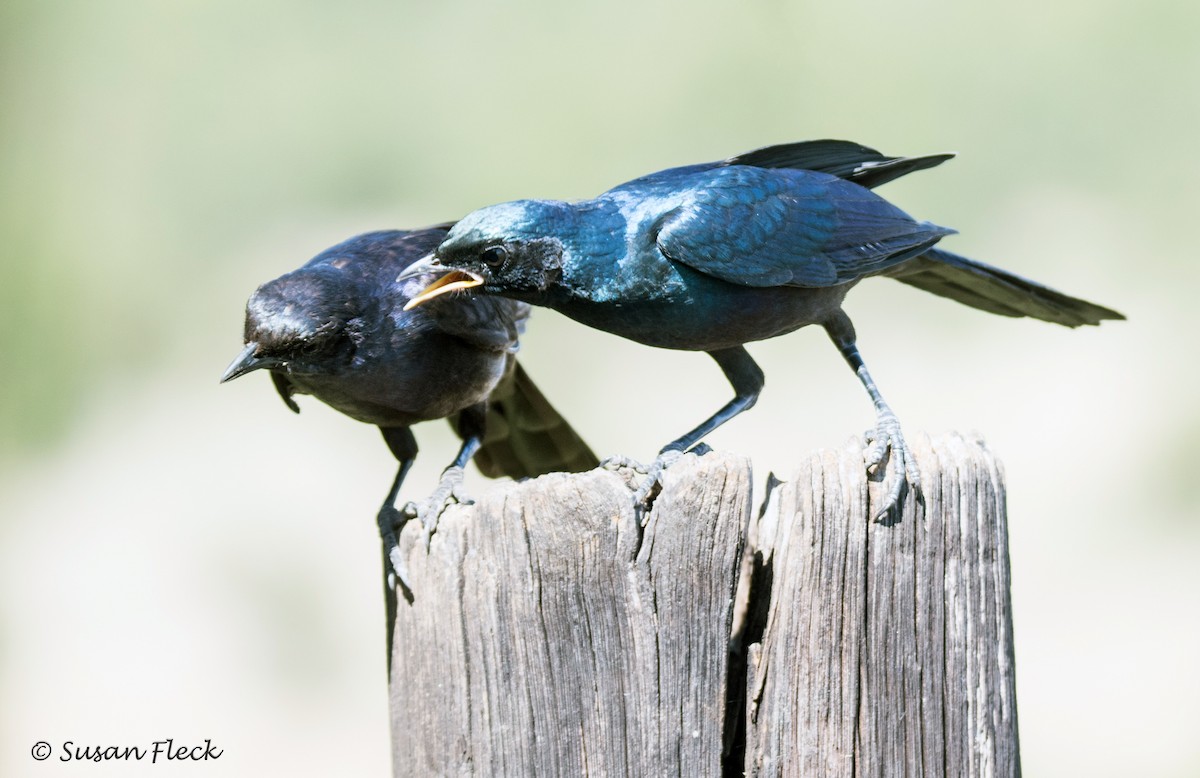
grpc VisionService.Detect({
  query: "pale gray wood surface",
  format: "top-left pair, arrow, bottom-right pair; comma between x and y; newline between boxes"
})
389,452 -> 751,777
745,433 -> 1018,777
389,434 -> 1019,777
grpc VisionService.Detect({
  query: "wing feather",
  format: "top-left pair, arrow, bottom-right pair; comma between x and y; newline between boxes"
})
653,167 -> 953,288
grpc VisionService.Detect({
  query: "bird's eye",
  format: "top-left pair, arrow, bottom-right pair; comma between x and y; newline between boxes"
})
481,245 -> 508,268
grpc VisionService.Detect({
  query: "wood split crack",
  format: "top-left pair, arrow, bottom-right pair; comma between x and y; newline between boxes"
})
387,436 -> 1018,776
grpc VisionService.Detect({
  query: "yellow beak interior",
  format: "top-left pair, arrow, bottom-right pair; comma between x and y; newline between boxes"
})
403,270 -> 485,310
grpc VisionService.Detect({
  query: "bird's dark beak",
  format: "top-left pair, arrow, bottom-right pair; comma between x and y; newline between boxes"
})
395,253 -> 441,282
220,342 -> 280,383
403,269 -> 485,310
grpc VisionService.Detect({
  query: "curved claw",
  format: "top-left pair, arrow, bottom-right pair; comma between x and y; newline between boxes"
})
601,454 -> 650,474
631,448 -> 686,510
404,466 -> 473,545
863,410 -> 921,521
388,545 -> 412,592
377,504 -> 411,588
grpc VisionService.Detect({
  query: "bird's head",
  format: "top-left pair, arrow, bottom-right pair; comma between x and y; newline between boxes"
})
221,269 -> 365,384
402,200 -> 571,310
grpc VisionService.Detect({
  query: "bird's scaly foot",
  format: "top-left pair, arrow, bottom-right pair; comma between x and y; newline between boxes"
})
617,448 -> 686,514
401,465 -> 473,544
632,449 -> 686,507
601,454 -> 650,475
863,408 -> 921,520
604,444 -> 713,513
377,504 -> 412,592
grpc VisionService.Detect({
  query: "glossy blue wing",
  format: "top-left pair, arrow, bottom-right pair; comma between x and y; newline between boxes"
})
654,167 -> 954,288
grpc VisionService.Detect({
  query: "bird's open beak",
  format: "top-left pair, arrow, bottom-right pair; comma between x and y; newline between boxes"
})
395,253 -> 441,282
220,342 -> 281,383
402,269 -> 485,311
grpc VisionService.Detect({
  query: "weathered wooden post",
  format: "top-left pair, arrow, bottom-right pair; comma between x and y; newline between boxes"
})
389,433 -> 1019,777
743,433 -> 1019,777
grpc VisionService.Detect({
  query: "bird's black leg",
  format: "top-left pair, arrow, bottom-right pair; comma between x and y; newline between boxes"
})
823,312 -> 921,520
378,426 -> 420,579
377,426 -> 418,673
668,346 -> 766,451
403,403 -> 485,539
378,455 -> 416,579
618,346 -> 765,506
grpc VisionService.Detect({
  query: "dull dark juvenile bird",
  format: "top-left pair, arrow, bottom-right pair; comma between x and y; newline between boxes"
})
404,139 -> 1123,516
221,228 -> 597,655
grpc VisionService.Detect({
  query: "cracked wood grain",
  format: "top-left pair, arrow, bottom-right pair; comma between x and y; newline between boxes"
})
745,432 -> 1019,777
388,434 -> 1019,777
389,451 -> 751,777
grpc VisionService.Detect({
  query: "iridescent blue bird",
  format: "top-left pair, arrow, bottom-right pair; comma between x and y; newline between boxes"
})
404,140 -> 1124,515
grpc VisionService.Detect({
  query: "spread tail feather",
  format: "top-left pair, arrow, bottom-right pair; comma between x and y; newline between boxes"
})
887,247 -> 1125,327
470,362 -> 599,479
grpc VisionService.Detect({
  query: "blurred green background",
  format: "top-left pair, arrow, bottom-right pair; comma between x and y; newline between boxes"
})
2,0 -> 1196,774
